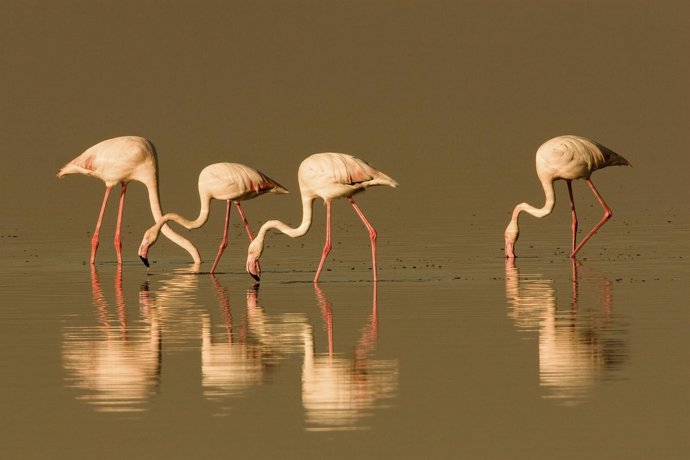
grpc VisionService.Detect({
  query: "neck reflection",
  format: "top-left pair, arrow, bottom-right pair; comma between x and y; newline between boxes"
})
505,259 -> 626,405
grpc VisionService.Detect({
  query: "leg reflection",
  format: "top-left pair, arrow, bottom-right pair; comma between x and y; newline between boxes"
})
302,283 -> 397,431
505,260 -> 626,405
201,278 -> 261,400
62,267 -> 161,413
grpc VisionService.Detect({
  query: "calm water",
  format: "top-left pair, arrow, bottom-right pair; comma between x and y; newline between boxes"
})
1,219 -> 688,459
1,1 -> 689,458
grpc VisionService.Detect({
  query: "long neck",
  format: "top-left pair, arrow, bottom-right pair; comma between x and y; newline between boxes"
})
252,194 -> 316,255
144,177 -> 201,264
511,177 -> 556,224
154,192 -> 212,232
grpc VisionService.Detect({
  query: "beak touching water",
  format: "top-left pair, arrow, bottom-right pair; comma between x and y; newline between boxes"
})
246,256 -> 261,282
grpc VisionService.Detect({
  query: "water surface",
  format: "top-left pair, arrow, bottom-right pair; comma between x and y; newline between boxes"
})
1,1 -> 689,458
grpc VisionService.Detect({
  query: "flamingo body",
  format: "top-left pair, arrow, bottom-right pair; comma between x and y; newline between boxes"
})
59,137 -> 156,187
199,162 -> 286,202
535,136 -> 629,181
298,153 -> 397,201
138,162 -> 287,273
58,136 -> 200,264
505,135 -> 630,259
246,152 -> 398,282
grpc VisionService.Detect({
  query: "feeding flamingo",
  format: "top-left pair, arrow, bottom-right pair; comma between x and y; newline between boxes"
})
57,136 -> 200,264
246,152 -> 398,283
138,162 -> 287,273
504,135 -> 630,259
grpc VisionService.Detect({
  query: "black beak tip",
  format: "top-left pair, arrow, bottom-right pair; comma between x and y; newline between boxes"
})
250,273 -> 260,282
140,256 -> 149,268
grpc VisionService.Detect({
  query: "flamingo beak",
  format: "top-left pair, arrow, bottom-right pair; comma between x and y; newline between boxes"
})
504,239 -> 516,259
246,256 -> 261,282
140,255 -> 150,268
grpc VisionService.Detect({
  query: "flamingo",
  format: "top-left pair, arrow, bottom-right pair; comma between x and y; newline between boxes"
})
504,135 -> 630,259
245,152 -> 398,283
138,162 -> 288,273
57,136 -> 200,264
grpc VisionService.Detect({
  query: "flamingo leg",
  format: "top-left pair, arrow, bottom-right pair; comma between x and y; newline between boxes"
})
348,197 -> 378,282
210,200 -> 232,274
234,201 -> 261,275
91,186 -> 113,264
113,182 -> 127,264
234,202 -> 255,240
566,180 -> 578,254
570,258 -> 579,310
570,179 -> 613,258
314,201 -> 332,283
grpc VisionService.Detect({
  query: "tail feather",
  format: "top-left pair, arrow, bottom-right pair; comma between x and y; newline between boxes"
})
595,142 -> 631,167
372,171 -> 399,188
57,162 -> 89,178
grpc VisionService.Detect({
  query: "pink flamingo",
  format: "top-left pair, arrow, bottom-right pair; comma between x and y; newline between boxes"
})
504,135 -> 630,259
138,162 -> 287,273
246,152 -> 398,283
57,136 -> 200,264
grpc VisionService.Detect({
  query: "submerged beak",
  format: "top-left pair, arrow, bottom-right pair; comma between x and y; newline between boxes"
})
504,240 -> 516,259
246,256 -> 261,282
140,255 -> 150,268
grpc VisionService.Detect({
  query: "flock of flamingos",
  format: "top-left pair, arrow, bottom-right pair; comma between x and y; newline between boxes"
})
57,134 -> 630,280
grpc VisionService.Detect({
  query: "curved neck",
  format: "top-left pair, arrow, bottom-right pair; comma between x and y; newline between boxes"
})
143,178 -> 201,263
253,194 -> 316,254
154,193 -> 213,233
511,177 -> 556,225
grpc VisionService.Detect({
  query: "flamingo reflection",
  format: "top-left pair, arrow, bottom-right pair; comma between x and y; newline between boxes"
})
302,284 -> 398,431
505,259 -> 626,405
62,266 -> 161,413
145,264 -> 208,350
201,278 -> 307,403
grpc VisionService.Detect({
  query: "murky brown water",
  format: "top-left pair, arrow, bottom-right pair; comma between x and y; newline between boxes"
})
1,1 -> 689,459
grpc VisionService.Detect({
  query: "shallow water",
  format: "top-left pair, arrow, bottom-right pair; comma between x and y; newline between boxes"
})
2,1 -> 690,458
2,220 -> 689,458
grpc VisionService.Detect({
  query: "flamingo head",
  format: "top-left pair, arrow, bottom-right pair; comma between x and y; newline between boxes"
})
246,238 -> 263,282
504,221 -> 519,259
138,226 -> 160,268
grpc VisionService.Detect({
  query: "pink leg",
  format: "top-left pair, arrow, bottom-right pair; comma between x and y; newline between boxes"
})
234,202 -> 261,274
571,179 -> 613,258
210,200 -> 232,274
234,202 -> 255,240
566,180 -> 578,254
314,201 -> 332,283
348,197 -> 378,282
570,258 -> 579,310
113,183 -> 127,264
91,186 -> 113,264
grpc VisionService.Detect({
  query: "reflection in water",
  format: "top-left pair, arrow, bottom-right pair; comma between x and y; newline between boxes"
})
201,278 -> 262,399
302,284 -> 398,431
505,260 -> 627,405
62,267 -> 161,413
151,264 -> 205,350
201,278 -> 307,404
63,268 -> 398,423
